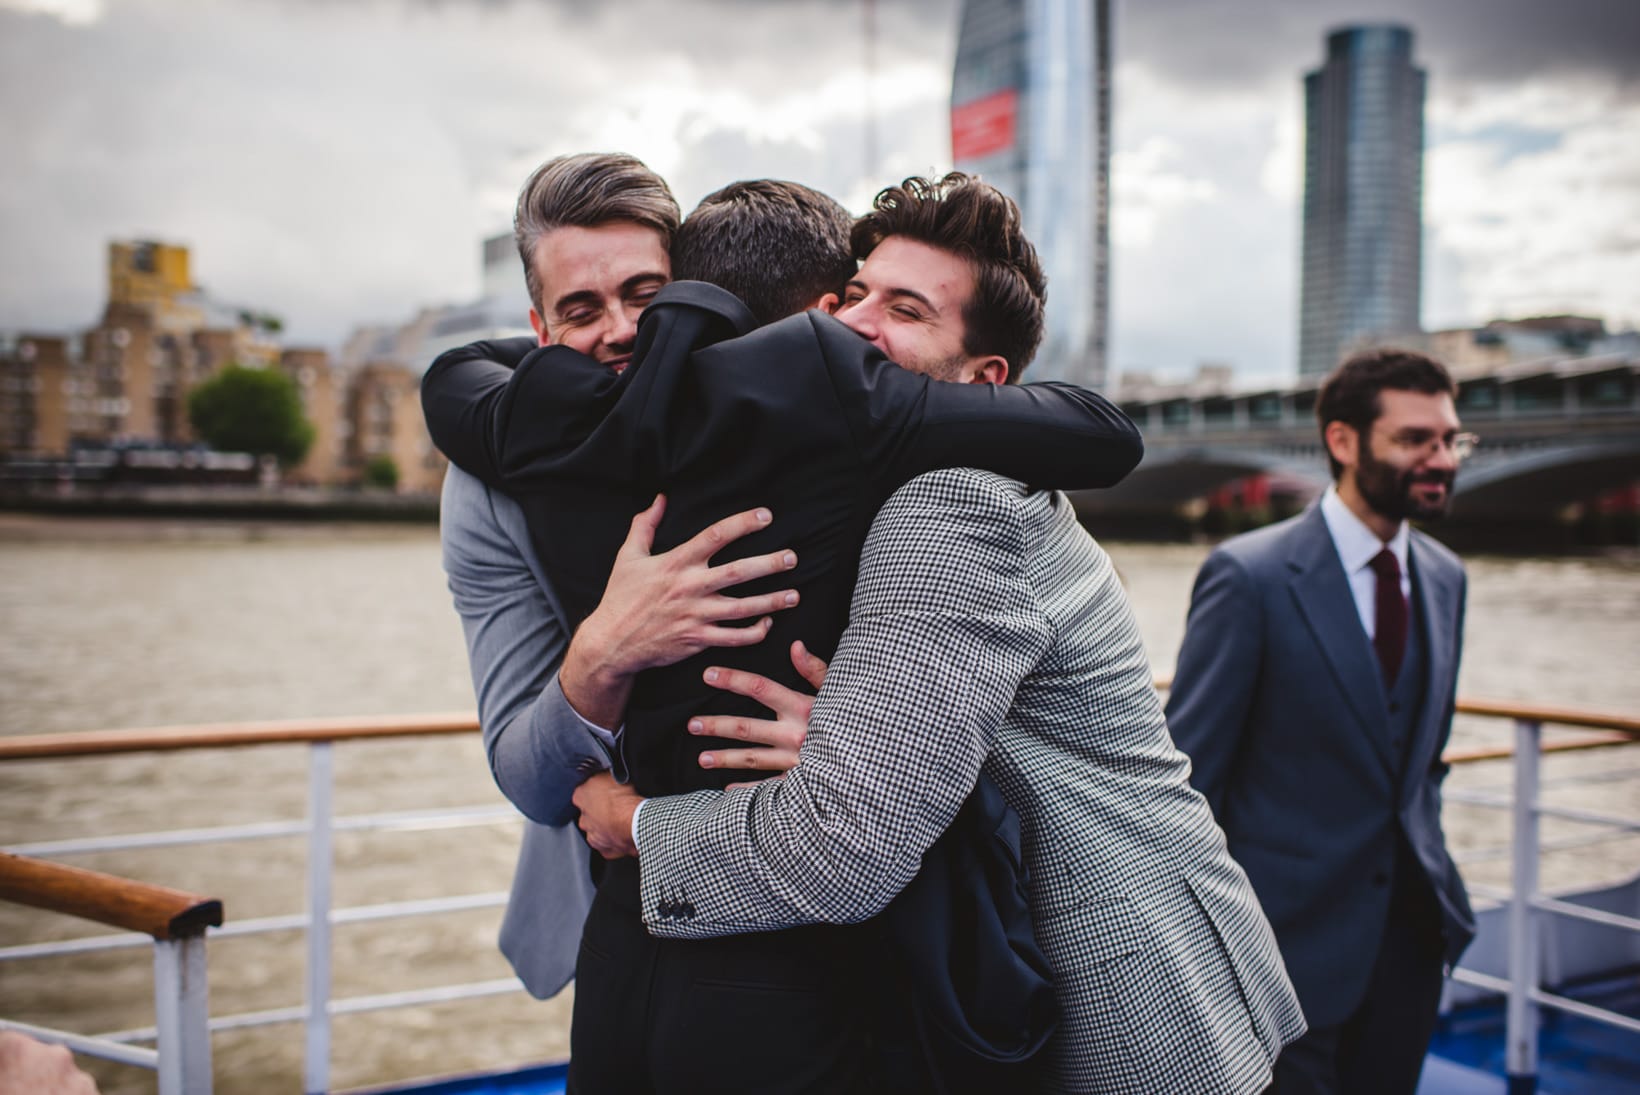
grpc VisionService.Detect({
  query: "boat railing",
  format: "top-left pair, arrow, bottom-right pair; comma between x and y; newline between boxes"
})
0,850 -> 221,1094
2,696 -> 1637,1094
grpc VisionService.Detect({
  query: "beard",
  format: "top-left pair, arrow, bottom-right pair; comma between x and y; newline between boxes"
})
1355,446 -> 1456,524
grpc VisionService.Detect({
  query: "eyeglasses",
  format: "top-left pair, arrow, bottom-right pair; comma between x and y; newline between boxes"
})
1378,429 -> 1480,463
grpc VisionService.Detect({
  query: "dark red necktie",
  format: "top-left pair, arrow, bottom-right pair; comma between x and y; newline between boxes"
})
1370,548 -> 1408,686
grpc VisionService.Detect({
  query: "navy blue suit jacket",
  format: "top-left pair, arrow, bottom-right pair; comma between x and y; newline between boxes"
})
1165,504 -> 1475,1027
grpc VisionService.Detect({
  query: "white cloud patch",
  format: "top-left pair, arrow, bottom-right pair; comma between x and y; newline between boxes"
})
0,0 -> 102,25
1109,62 -> 1299,381
1427,79 -> 1640,331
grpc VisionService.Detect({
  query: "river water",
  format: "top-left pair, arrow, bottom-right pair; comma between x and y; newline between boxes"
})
1,514 -> 1636,1093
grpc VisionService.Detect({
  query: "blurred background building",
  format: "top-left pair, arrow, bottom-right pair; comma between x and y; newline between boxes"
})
0,239 -> 458,493
951,0 -> 1111,388
1299,24 -> 1427,376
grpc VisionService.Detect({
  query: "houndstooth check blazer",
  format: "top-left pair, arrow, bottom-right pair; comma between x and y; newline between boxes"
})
635,468 -> 1307,1093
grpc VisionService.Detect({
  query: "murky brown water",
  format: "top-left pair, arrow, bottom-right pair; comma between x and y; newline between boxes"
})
2,515 -> 1636,1093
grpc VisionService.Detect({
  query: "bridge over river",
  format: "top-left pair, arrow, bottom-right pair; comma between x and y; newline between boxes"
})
1071,354 -> 1640,523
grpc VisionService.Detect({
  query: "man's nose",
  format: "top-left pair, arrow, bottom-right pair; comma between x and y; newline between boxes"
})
1427,440 -> 1460,471
607,308 -> 639,348
837,302 -> 878,341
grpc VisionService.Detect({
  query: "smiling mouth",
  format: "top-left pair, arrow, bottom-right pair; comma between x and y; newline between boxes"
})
606,355 -> 632,374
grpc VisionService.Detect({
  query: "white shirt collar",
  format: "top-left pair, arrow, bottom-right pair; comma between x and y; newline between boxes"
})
1320,484 -> 1409,576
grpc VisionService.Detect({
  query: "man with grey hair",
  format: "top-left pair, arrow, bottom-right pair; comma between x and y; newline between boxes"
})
437,152 -> 804,1012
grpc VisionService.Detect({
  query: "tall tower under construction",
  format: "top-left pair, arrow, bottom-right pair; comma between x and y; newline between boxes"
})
1299,25 -> 1427,377
951,0 -> 1111,388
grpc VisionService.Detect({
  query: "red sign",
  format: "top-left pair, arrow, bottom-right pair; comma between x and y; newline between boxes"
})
951,88 -> 1019,162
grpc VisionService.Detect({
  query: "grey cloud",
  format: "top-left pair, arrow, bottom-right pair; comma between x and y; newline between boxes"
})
1120,0 -> 1640,98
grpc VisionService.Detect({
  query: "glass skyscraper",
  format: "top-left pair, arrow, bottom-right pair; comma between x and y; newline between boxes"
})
1299,25 -> 1426,377
951,0 -> 1110,388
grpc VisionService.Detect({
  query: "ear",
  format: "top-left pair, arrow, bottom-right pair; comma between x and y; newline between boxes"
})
529,308 -> 551,347
969,356 -> 1008,385
814,291 -> 840,315
1323,419 -> 1359,471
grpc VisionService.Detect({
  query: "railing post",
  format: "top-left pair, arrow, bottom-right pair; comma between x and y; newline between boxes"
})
305,742 -> 334,1095
153,934 -> 212,1094
1506,718 -> 1542,1094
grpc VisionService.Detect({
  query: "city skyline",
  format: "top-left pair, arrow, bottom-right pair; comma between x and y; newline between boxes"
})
1,0 -> 1636,384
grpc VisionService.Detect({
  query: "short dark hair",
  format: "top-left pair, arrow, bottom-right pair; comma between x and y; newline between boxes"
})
1316,347 -> 1457,478
670,180 -> 856,327
514,152 -> 680,316
851,172 -> 1046,383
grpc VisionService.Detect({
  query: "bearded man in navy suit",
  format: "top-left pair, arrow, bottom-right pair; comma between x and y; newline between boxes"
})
1166,348 -> 1478,1094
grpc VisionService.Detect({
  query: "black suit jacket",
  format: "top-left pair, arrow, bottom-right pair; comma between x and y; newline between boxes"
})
422,281 -> 1143,1077
423,282 -> 1143,797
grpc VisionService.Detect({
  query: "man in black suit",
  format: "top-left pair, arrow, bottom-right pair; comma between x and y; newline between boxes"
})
424,172 -> 1143,1092
1166,349 -> 1477,1094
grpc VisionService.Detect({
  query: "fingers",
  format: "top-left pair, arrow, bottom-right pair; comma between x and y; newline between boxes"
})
790,640 -> 829,691
701,665 -> 813,717
688,713 -> 803,750
621,494 -> 667,557
702,547 -> 799,596
699,747 -> 801,772
681,505 -> 775,563
705,585 -> 800,623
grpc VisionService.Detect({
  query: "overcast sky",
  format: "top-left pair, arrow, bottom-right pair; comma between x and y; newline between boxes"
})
2,0 -> 1636,383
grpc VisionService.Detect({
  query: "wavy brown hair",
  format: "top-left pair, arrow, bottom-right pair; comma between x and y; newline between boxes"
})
851,172 -> 1046,382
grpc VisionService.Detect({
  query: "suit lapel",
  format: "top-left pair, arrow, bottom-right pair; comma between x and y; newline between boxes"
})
1285,507 -> 1397,779
1400,534 -> 1458,795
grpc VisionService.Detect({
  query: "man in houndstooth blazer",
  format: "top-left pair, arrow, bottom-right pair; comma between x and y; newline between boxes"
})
623,465 -> 1307,1092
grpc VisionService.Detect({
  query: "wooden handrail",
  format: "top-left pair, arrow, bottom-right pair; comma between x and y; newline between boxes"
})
0,694 -> 1633,763
0,712 -> 479,760
0,852 -> 223,940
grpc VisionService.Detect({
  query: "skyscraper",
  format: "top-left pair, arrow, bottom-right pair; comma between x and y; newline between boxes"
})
951,0 -> 1110,388
1299,24 -> 1427,377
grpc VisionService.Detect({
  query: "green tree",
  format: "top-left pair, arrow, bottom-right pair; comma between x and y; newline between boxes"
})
187,364 -> 315,467
362,454 -> 399,490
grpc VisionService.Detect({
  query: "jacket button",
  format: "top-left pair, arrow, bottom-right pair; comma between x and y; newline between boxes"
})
1390,701 -> 1401,713
1372,872 -> 1389,887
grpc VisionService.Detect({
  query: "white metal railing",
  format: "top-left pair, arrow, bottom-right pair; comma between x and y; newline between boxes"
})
1,717 -> 529,1094
2,700 -> 1637,1093
1439,715 -> 1640,1093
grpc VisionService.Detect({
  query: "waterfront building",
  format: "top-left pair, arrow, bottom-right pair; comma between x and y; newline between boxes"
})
346,361 -> 444,494
280,348 -> 344,487
1298,25 -> 1426,377
0,335 -> 75,454
951,0 -> 1110,388
1429,315 -> 1640,373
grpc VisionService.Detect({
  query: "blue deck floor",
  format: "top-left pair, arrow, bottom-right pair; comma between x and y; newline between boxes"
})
1420,975 -> 1640,1094
375,979 -> 1640,1095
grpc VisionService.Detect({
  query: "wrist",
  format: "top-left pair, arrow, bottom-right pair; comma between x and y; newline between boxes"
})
560,623 -> 633,730
625,796 -> 644,857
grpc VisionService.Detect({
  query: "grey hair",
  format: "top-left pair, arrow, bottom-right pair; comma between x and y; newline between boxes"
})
513,152 -> 680,314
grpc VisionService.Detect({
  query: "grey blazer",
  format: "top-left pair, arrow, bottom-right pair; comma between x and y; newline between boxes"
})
440,465 -> 604,999
1165,503 -> 1476,1027
634,469 -> 1306,1093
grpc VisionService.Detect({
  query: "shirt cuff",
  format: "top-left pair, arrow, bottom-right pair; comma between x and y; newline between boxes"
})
566,701 -> 622,753
631,797 -> 645,850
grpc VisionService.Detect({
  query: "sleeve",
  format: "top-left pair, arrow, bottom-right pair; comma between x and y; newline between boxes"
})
900,378 -> 1144,490
420,336 -> 537,489
440,466 -> 614,826
812,322 -> 1143,492
632,470 -> 1053,937
1163,548 -> 1262,814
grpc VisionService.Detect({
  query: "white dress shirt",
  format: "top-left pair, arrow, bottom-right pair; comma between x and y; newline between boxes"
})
1319,485 -> 1410,641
